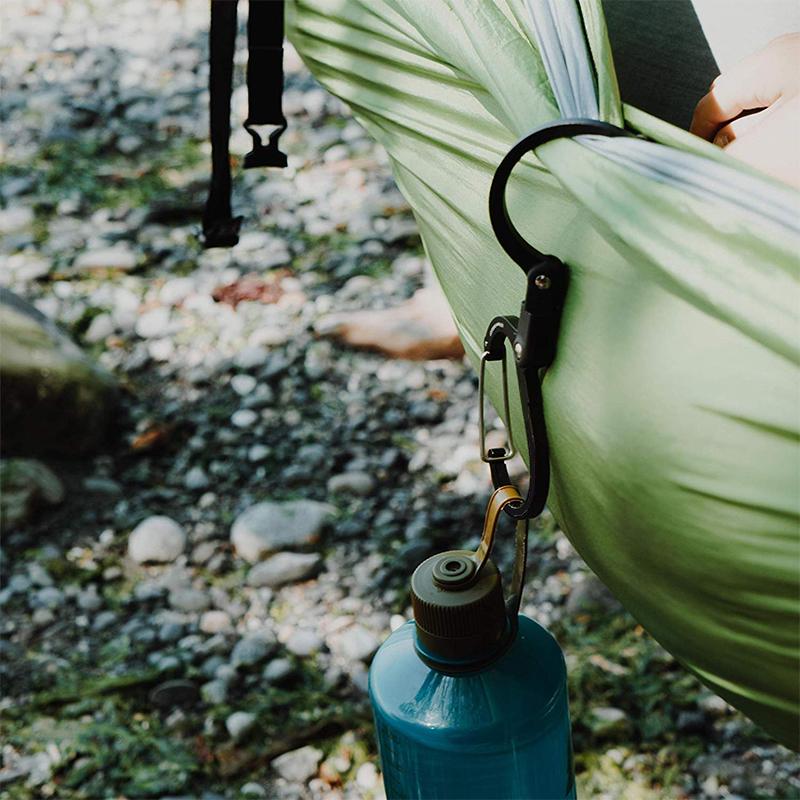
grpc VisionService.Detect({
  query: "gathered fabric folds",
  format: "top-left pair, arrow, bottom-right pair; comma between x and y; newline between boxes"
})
287,0 -> 800,747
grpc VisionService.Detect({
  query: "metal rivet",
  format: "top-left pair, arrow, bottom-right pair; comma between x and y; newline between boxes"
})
514,342 -> 523,358
534,274 -> 551,290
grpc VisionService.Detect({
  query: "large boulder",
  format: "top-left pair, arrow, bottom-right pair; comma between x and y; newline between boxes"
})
0,288 -> 117,456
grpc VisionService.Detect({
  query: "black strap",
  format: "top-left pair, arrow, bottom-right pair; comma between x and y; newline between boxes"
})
202,0 -> 287,249
203,0 -> 241,248
243,0 -> 288,169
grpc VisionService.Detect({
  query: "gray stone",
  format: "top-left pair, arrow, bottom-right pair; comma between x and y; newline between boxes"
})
92,610 -> 117,631
169,587 -> 210,613
285,629 -> 323,658
159,622 -> 185,643
0,459 -> 64,529
246,552 -> 321,589
32,586 -> 64,610
231,500 -> 333,563
135,307 -> 171,339
240,782 -> 267,798
231,631 -> 277,667
262,658 -> 294,685
200,610 -> 232,634
231,408 -> 258,428
184,466 -> 210,491
327,471 -> 376,496
588,707 -> 629,738
327,624 -> 380,663
271,745 -> 323,783
201,679 -> 228,705
230,374 -> 257,396
84,312 -> 115,343
128,516 -> 186,563
77,585 -> 103,612
565,573 -> 623,616
226,711 -> 257,742
234,345 -> 269,371
73,245 -> 137,272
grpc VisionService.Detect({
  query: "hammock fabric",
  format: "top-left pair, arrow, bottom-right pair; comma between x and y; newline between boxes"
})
287,0 -> 800,748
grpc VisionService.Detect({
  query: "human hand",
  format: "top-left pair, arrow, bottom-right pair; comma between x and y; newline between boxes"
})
690,33 -> 800,188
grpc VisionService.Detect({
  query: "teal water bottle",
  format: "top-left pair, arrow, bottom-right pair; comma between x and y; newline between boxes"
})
369,486 -> 576,800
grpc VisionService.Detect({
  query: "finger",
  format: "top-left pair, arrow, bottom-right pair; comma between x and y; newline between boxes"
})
712,106 -> 777,148
690,54 -> 783,139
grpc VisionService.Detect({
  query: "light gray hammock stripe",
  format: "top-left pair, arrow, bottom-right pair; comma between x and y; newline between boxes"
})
525,0 -> 800,234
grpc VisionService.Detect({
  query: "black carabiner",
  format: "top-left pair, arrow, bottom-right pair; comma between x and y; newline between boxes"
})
483,118 -> 633,519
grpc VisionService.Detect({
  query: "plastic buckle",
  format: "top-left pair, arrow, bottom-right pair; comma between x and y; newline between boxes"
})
243,122 -> 288,169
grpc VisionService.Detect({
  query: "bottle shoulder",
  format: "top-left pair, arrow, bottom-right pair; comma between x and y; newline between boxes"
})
369,616 -> 568,746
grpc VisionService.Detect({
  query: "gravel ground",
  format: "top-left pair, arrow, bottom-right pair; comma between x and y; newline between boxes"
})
1,1 -> 798,798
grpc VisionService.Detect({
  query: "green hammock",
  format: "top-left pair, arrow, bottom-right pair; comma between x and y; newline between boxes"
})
287,0 -> 800,748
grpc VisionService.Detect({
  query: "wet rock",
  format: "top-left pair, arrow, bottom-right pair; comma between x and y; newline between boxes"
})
246,552 -> 321,589
128,516 -> 186,563
0,459 -> 64,529
231,500 -> 333,563
271,745 -> 323,783
226,711 -> 257,742
231,631 -> 277,667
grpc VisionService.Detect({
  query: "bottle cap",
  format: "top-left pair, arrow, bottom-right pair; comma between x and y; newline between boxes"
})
411,549 -> 507,664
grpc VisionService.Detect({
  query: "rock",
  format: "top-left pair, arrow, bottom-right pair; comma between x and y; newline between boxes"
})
32,586 -> 63,610
234,345 -> 269,371
588,707 -> 630,739
285,629 -> 323,658
77,585 -> 103,612
262,658 -> 294,685
315,287 -> 463,360
184,466 -> 210,491
677,710 -> 708,734
231,374 -> 257,396
356,762 -> 379,791
231,500 -> 333,563
0,289 -> 117,456
271,745 -> 323,783
150,679 -> 199,708
0,206 -> 34,234
231,631 -> 277,667
328,624 -> 380,662
226,711 -> 257,742
246,552 -> 321,589
231,408 -> 258,428
128,516 -> 186,563
73,244 -> 138,272
135,307 -> 171,339
327,471 -> 376,496
201,679 -> 228,705
200,610 -> 233,634
169,587 -> 210,613
565,573 -> 623,616
84,312 -> 115,343
240,782 -> 267,798
92,610 -> 117,631
247,444 -> 270,462
0,459 -> 64,529
159,621 -> 185,643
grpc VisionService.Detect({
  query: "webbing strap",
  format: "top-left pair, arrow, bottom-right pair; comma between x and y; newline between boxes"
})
202,0 -> 287,249
243,0 -> 288,169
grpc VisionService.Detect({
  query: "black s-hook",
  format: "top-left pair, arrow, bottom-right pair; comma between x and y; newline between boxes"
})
482,118 -> 633,520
